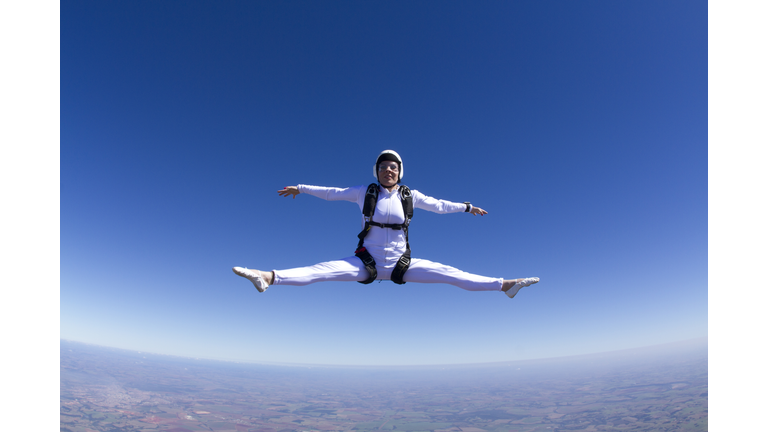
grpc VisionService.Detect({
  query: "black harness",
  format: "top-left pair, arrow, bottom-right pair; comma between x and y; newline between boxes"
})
354,183 -> 413,285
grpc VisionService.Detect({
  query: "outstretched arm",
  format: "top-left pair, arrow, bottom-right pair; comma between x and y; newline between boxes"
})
278,184 -> 364,203
277,186 -> 300,199
412,190 -> 489,216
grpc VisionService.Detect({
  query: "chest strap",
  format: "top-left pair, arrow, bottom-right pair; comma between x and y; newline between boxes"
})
368,221 -> 407,230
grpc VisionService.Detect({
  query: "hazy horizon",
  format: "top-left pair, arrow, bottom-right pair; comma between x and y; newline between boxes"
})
60,336 -> 707,369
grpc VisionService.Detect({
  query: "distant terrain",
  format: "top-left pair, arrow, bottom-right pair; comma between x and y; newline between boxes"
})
61,339 -> 707,431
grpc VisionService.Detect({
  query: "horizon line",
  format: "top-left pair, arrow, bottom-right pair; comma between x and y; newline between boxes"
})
60,336 -> 707,369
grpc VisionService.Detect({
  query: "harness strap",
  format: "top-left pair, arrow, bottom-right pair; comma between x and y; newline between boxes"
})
368,221 -> 407,230
355,183 -> 414,285
355,184 -> 380,284
390,249 -> 411,285
355,246 -> 378,284
391,185 -> 413,285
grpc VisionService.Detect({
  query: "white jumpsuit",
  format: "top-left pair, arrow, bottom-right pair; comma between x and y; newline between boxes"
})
271,184 -> 504,291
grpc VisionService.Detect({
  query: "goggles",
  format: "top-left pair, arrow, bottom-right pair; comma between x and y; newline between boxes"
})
378,163 -> 399,172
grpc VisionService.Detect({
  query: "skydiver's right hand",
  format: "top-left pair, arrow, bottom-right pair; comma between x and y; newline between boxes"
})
278,186 -> 300,199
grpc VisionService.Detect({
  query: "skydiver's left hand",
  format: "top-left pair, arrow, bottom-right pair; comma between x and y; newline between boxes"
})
278,186 -> 300,198
470,207 -> 488,216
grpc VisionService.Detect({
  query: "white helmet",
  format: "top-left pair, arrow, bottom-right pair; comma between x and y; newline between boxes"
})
373,150 -> 404,182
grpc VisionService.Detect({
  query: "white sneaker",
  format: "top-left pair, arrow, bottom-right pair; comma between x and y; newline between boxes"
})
233,267 -> 269,292
505,277 -> 539,299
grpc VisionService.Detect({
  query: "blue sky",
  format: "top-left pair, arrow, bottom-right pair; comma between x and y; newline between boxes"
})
57,0 -> 708,366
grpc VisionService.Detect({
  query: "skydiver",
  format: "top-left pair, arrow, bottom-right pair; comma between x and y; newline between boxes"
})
233,150 -> 539,298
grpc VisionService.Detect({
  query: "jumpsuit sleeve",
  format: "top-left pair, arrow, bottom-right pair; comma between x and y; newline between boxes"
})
297,184 -> 365,204
411,189 -> 467,214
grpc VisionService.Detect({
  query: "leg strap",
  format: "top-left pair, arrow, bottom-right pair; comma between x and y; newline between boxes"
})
354,247 -> 378,284
391,249 -> 411,285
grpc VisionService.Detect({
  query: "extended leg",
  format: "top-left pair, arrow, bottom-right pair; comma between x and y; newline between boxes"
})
234,258 -> 368,291
271,257 -> 368,286
404,259 -> 539,297
403,259 -> 504,291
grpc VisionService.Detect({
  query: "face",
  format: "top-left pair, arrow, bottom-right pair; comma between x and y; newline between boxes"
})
377,161 -> 400,186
